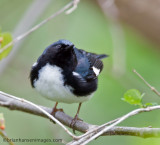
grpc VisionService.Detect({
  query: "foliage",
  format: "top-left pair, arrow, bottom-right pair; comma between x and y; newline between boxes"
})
0,28 -> 13,60
122,89 -> 158,108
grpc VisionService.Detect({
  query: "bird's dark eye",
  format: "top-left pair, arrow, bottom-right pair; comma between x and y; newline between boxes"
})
56,45 -> 61,49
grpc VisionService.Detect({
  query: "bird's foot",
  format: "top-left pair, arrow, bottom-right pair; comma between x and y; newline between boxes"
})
51,108 -> 64,116
70,115 -> 82,134
50,108 -> 64,124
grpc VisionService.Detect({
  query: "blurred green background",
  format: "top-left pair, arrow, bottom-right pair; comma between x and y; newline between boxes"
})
0,0 -> 160,145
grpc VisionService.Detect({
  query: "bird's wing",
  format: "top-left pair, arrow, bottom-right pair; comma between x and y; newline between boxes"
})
85,54 -> 103,80
73,49 -> 106,81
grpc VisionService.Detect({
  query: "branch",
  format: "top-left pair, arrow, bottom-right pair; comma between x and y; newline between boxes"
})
0,0 -> 52,75
0,91 -> 76,139
0,0 -> 79,55
66,0 -> 80,14
0,91 -> 160,142
79,106 -> 160,144
114,0 -> 160,46
0,130 -> 15,145
133,69 -> 160,97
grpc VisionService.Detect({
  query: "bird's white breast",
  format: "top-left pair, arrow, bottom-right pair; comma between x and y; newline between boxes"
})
34,63 -> 93,104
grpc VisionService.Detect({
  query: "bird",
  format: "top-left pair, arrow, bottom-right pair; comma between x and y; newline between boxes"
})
30,39 -> 107,132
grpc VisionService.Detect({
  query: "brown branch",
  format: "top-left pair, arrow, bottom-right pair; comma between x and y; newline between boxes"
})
133,69 -> 160,97
0,92 -> 160,140
114,0 -> 160,46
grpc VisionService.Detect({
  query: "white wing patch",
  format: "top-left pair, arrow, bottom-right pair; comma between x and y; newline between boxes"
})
73,71 -> 86,83
73,72 -> 80,76
32,62 -> 38,67
92,66 -> 100,76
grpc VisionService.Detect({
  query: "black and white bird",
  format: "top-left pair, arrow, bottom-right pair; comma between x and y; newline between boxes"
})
30,39 -> 107,129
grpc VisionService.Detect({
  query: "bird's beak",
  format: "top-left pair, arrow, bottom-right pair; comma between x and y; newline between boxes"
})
65,45 -> 74,51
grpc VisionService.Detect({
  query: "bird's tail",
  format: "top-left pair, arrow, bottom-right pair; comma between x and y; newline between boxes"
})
96,54 -> 109,59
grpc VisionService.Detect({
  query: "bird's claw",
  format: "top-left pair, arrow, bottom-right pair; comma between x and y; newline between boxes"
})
70,115 -> 82,134
51,108 -> 64,116
50,108 -> 64,124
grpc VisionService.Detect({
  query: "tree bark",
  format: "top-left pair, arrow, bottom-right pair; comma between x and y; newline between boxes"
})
114,0 -> 160,46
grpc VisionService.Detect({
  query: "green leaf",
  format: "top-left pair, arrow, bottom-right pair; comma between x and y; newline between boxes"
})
0,32 -> 13,60
144,102 -> 158,107
122,89 -> 144,106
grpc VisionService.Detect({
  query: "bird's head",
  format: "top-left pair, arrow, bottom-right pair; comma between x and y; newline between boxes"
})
40,39 -> 77,70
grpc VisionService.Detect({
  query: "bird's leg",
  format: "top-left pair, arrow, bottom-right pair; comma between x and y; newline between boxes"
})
70,103 -> 82,134
51,102 -> 58,116
51,102 -> 64,116
50,102 -> 64,124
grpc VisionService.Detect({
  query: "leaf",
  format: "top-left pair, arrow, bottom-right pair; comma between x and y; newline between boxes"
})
144,102 -> 158,107
122,89 -> 144,106
0,113 -> 5,130
0,32 -> 13,60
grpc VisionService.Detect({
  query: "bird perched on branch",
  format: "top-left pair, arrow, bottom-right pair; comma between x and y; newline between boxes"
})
30,39 -> 107,132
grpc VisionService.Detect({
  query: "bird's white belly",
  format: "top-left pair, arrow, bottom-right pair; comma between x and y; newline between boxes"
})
34,63 -> 93,104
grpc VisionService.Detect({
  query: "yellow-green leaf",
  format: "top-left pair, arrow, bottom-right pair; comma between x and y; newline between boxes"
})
0,32 -> 13,60
122,89 -> 144,106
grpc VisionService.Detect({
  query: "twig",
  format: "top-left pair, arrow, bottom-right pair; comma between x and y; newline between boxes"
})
0,130 -> 15,145
69,106 -> 160,144
79,106 -> 160,145
0,91 -> 76,139
133,69 -> 160,97
67,117 -> 121,145
0,0 -> 52,75
0,0 -> 78,55
66,0 -> 80,14
76,117 -> 120,139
